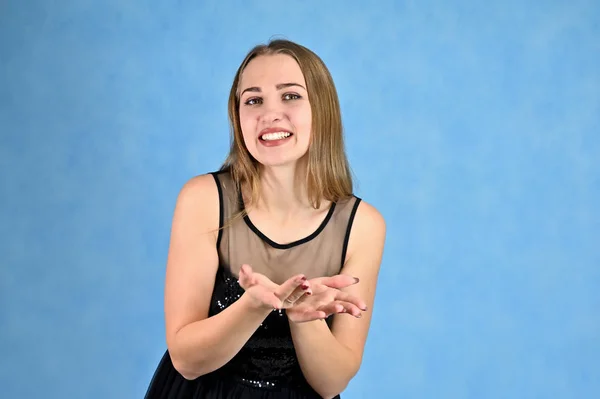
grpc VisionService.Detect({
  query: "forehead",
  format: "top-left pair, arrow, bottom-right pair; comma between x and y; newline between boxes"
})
239,54 -> 306,90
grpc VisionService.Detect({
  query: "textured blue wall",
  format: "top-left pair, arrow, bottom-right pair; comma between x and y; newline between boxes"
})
1,1 -> 599,398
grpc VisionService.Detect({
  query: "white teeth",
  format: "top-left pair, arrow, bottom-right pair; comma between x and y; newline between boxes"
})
261,132 -> 292,141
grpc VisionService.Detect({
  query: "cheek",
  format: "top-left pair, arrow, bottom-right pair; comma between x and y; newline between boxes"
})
238,108 -> 257,141
300,115 -> 312,142
291,106 -> 312,131
238,107 -> 253,126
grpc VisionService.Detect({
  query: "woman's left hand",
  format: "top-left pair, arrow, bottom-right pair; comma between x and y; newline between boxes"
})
286,276 -> 368,322
239,266 -> 367,322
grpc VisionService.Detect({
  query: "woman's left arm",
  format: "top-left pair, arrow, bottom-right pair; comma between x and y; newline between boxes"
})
289,201 -> 386,399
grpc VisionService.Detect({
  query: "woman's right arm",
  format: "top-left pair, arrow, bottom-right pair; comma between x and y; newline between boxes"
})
163,174 -> 272,380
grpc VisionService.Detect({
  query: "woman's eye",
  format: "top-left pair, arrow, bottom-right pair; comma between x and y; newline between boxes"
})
244,97 -> 262,106
283,93 -> 301,101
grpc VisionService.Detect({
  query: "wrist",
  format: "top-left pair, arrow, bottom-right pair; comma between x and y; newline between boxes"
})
239,292 -> 275,317
289,317 -> 328,329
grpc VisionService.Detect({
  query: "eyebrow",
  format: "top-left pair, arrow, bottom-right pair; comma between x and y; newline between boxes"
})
240,82 -> 306,97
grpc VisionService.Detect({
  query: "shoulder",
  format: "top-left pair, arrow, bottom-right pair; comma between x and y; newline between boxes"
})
172,173 -> 222,232
345,198 -> 386,265
177,173 -> 220,203
352,199 -> 386,239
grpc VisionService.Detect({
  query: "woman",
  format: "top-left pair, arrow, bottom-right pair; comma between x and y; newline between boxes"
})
145,39 -> 386,399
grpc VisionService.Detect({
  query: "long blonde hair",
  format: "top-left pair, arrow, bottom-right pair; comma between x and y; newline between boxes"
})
220,39 -> 353,211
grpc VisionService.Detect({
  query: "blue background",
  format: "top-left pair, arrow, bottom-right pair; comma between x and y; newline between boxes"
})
1,0 -> 599,398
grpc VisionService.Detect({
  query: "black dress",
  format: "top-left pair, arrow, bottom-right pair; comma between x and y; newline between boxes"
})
144,268 -> 338,399
144,171 -> 360,398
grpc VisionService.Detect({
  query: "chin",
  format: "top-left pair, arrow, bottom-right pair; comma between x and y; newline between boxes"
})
258,158 -> 300,168
254,152 -> 309,169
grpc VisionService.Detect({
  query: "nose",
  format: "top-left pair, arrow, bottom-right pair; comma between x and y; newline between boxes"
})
258,102 -> 285,124
260,111 -> 282,124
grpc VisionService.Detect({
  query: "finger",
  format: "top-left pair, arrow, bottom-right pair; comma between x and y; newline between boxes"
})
321,301 -> 363,317
241,265 -> 281,291
334,291 -> 368,311
274,274 -> 307,300
240,264 -> 253,276
317,301 -> 346,316
312,274 -> 359,290
317,301 -> 362,318
285,282 -> 312,303
257,290 -> 284,309
251,273 -> 280,291
238,264 -> 256,289
281,291 -> 310,309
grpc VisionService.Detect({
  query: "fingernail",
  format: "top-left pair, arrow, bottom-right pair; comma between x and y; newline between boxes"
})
301,284 -> 309,290
300,276 -> 307,281
354,277 -> 360,283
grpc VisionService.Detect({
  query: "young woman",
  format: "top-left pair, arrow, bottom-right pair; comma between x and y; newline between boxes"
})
145,39 -> 386,399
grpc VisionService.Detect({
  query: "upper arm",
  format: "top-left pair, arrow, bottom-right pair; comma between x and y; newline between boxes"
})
331,200 -> 386,365
164,174 -> 221,348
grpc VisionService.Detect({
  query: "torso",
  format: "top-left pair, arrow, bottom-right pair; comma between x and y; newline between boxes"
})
145,170 -> 361,399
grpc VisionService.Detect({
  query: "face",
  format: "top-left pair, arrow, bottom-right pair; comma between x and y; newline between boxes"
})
237,54 -> 312,167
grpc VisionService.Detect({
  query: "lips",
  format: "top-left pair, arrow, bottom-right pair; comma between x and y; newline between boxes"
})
258,127 -> 294,141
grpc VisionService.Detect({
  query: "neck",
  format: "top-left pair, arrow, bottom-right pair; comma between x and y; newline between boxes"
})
255,161 -> 313,217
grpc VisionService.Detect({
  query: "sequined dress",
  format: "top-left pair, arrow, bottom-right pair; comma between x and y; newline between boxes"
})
144,170 -> 361,399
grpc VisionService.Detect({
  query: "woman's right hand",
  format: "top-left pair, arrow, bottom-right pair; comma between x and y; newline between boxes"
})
286,275 -> 367,323
237,264 -> 312,311
237,265 -> 366,322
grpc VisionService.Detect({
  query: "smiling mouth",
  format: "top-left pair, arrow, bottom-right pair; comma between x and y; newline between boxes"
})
260,132 -> 293,141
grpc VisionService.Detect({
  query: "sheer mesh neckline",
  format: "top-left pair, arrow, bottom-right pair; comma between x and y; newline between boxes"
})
237,188 -> 337,250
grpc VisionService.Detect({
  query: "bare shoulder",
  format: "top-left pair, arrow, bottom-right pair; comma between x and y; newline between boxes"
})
345,199 -> 386,263
173,173 -> 221,233
177,173 -> 220,206
353,199 -> 386,234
